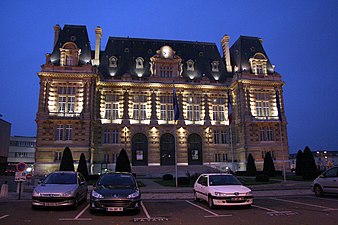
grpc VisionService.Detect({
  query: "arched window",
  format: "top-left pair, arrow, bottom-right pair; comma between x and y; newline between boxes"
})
211,61 -> 219,72
109,56 -> 118,68
60,42 -> 80,66
135,57 -> 144,69
187,59 -> 194,71
249,53 -> 268,75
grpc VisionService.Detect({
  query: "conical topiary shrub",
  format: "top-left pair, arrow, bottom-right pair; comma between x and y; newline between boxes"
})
246,153 -> 257,176
263,152 -> 276,177
77,153 -> 89,179
59,147 -> 75,171
115,148 -> 131,173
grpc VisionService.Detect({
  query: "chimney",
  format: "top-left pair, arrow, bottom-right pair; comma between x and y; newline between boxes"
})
221,35 -> 232,73
53,24 -> 61,48
92,26 -> 102,66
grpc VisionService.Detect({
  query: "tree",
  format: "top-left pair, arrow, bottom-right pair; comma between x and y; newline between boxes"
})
246,153 -> 257,176
302,146 -> 318,180
77,153 -> 89,180
115,149 -> 131,173
295,150 -> 303,176
59,147 -> 75,171
263,152 -> 276,177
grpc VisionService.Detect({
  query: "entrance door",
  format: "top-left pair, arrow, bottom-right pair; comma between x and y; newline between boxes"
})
160,133 -> 175,165
188,133 -> 203,165
131,133 -> 148,166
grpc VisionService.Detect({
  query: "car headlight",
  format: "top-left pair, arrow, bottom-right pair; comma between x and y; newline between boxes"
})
128,190 -> 140,199
62,190 -> 75,197
246,191 -> 252,196
32,189 -> 41,197
91,190 -> 104,199
214,192 -> 227,197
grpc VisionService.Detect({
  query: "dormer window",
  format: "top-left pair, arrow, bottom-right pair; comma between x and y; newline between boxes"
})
60,42 -> 81,66
136,57 -> 144,69
249,53 -> 268,75
109,56 -> 118,68
187,60 -> 194,71
211,61 -> 219,72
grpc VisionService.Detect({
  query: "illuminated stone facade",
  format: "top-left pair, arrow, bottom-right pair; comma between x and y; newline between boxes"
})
35,24 -> 289,175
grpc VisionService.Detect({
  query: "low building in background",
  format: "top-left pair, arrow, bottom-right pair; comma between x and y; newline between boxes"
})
6,136 -> 36,174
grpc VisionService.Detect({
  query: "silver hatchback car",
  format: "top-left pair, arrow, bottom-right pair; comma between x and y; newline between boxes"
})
312,166 -> 338,197
32,171 -> 88,209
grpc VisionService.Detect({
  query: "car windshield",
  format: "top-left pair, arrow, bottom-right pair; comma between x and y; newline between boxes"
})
209,175 -> 241,186
43,173 -> 77,184
98,173 -> 135,188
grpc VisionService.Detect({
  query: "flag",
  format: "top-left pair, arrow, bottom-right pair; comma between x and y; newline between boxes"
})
276,90 -> 283,122
228,93 -> 232,125
173,86 -> 179,122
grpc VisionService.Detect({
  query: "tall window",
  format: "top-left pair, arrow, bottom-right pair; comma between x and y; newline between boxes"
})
58,87 -> 76,114
105,94 -> 119,120
160,96 -> 173,121
256,64 -> 263,74
54,151 -> 62,161
259,126 -> 274,141
103,129 -> 119,144
256,93 -> 270,117
133,95 -> 147,120
212,98 -> 226,121
56,124 -> 72,141
159,66 -> 173,78
187,97 -> 200,121
213,130 -> 227,144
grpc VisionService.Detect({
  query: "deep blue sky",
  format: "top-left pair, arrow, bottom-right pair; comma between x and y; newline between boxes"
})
0,1 -> 337,153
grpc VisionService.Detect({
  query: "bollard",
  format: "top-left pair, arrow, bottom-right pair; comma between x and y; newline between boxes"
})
0,181 -> 9,197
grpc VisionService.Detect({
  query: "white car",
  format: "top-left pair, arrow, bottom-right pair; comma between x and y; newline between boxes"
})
312,166 -> 338,197
193,173 -> 253,208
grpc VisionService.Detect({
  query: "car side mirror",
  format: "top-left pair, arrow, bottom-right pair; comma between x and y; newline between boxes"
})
38,179 -> 44,184
80,181 -> 86,186
320,174 -> 325,178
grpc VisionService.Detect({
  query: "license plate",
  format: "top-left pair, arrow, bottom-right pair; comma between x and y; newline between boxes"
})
45,203 -> 59,206
107,207 -> 123,212
231,197 -> 244,201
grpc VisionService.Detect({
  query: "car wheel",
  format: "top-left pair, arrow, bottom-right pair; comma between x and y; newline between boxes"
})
314,185 -> 324,197
193,191 -> 200,202
72,195 -> 79,210
208,196 -> 214,209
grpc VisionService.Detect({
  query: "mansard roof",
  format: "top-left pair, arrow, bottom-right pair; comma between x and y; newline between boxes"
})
230,36 -> 274,74
50,25 -> 92,66
98,37 -> 231,81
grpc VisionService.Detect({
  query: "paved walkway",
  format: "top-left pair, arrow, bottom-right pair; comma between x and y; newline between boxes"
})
0,178 -> 314,202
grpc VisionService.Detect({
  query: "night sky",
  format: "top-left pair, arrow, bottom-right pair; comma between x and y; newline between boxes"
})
0,1 -> 337,153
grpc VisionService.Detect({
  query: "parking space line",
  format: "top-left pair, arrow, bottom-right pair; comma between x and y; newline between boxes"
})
59,204 -> 92,221
252,204 -> 278,212
0,215 -> 9,220
141,201 -> 151,219
185,200 -> 232,217
252,204 -> 297,216
270,197 -> 336,211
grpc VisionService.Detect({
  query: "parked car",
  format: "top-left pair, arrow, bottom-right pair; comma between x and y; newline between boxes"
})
32,171 -> 87,209
90,172 -> 141,213
312,166 -> 338,197
193,173 -> 253,208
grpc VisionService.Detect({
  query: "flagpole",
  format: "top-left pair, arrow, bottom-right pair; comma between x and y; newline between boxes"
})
174,123 -> 178,187
173,83 -> 179,187
276,88 -> 286,182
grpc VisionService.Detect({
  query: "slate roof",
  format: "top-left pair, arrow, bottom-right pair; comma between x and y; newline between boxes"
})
50,25 -> 92,66
98,37 -> 231,81
230,36 -> 274,74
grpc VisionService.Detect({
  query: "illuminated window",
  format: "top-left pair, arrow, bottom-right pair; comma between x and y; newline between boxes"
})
211,61 -> 219,72
259,127 -> 274,141
186,60 -> 194,71
186,97 -> 201,121
160,96 -> 174,121
212,98 -> 226,121
57,87 -> 76,114
104,94 -> 119,120
109,56 -> 118,68
54,151 -> 62,161
256,93 -> 270,117
249,53 -> 268,75
136,57 -> 144,69
133,95 -> 147,120
56,124 -> 72,141
60,42 -> 80,66
256,64 -> 263,74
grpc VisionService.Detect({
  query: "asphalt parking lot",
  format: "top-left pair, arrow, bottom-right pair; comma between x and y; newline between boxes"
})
1,194 -> 338,225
